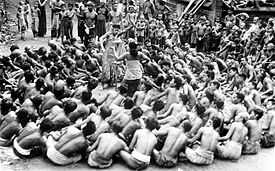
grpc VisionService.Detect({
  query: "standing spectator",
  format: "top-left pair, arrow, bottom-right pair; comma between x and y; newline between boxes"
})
31,1 -> 40,39
51,0 -> 64,39
96,0 -> 109,38
84,2 -> 97,46
38,0 -> 47,37
108,3 -> 122,30
24,0 -> 31,30
71,3 -> 79,39
143,0 -> 155,20
17,6 -> 27,40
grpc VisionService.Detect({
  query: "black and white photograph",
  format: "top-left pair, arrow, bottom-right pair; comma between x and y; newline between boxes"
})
0,0 -> 275,170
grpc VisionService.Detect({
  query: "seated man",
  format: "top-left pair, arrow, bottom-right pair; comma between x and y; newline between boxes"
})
119,117 -> 158,170
261,100 -> 275,148
120,107 -> 143,145
13,118 -> 54,158
0,99 -> 21,146
73,106 -> 112,144
216,113 -> 248,160
153,122 -> 192,168
97,85 -> 128,107
69,90 -> 91,123
87,121 -> 129,168
45,100 -> 77,130
132,81 -> 153,107
157,94 -> 188,127
46,121 -> 96,165
107,97 -> 134,124
185,117 -> 221,165
21,94 -> 43,122
242,108 -> 263,154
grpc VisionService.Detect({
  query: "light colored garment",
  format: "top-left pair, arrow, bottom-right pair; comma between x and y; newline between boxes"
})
13,137 -> 31,156
124,60 -> 143,80
242,140 -> 260,155
46,145 -> 82,165
216,141 -> 242,160
87,150 -> 113,168
131,149 -> 151,164
72,16 -> 78,39
185,147 -> 214,165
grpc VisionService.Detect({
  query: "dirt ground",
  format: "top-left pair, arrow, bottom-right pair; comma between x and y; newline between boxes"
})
1,2 -> 275,170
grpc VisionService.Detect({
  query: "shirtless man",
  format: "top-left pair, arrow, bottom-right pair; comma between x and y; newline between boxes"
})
185,117 -> 221,165
97,85 -> 128,107
196,16 -> 207,52
13,118 -> 54,158
182,74 -> 197,110
46,121 -> 96,165
119,117 -> 158,170
21,94 -> 43,122
107,97 -> 134,124
108,3 -> 122,28
74,106 -> 112,144
69,90 -> 91,123
71,78 -> 98,99
141,100 -> 165,119
225,92 -> 247,123
216,113 -> 248,160
157,94 -> 188,127
120,107 -> 143,145
200,97 -> 219,125
132,81 -> 153,107
0,99 -> 20,146
23,77 -> 44,101
44,100 -> 77,130
153,122 -> 192,168
87,121 -> 128,168
242,108 -> 263,154
39,86 -> 64,115
262,100 -> 275,147
151,76 -> 183,113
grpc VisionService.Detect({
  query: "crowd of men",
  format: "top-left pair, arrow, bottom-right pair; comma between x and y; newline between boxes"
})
1,0 -> 275,170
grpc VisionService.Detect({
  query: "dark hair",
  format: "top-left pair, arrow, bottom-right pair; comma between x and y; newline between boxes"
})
236,92 -> 245,103
212,117 -> 221,129
131,107 -> 143,119
16,108 -> 30,127
153,100 -> 165,112
40,118 -> 55,133
100,106 -> 112,120
180,94 -> 189,105
145,117 -> 158,131
111,121 -> 123,134
205,89 -> 215,102
238,73 -> 247,80
215,100 -> 224,109
129,41 -> 138,57
229,67 -> 238,73
31,94 -> 43,108
181,121 -> 192,132
53,86 -> 65,100
196,104 -> 205,116
24,70 -> 35,83
35,77 -> 45,90
183,74 -> 191,83
174,76 -> 183,89
124,97 -> 134,109
64,100 -> 77,114
10,44 -> 19,52
118,85 -> 128,95
206,71 -> 215,80
0,98 -> 14,115
254,108 -> 264,120
144,82 -> 153,91
87,78 -> 99,90
81,90 -> 92,103
66,76 -> 75,86
82,121 -> 96,136
212,80 -> 220,89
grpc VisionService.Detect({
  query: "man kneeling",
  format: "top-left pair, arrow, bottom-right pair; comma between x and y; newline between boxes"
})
46,121 -> 96,165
